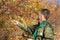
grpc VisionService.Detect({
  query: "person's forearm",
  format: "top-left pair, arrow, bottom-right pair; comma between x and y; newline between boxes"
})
17,22 -> 28,31
17,22 -> 33,34
12,20 -> 33,34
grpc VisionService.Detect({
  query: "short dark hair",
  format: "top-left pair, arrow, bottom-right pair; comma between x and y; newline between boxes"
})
41,9 -> 50,20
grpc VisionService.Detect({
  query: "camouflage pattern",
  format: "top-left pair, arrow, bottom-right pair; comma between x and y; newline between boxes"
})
36,23 -> 54,40
17,21 -> 54,40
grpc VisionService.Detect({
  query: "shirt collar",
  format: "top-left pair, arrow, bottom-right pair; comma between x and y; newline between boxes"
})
38,20 -> 48,28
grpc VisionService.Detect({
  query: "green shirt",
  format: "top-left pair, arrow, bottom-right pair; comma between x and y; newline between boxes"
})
32,20 -> 49,40
17,20 -> 54,40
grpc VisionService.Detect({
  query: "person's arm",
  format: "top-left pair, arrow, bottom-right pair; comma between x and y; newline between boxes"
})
12,20 -> 33,34
18,22 -> 33,34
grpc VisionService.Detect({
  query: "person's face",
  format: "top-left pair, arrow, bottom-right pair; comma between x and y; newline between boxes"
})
38,12 -> 45,22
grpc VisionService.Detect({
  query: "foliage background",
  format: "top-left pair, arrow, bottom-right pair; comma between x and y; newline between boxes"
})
0,0 -> 60,40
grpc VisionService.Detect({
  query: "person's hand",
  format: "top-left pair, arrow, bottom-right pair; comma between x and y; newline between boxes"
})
11,20 -> 20,25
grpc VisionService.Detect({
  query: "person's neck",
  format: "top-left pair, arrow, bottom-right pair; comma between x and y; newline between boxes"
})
39,19 -> 46,23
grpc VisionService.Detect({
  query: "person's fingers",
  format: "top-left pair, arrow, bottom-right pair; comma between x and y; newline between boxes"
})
11,20 -> 17,25
11,20 -> 16,23
11,20 -> 20,25
11,20 -> 15,22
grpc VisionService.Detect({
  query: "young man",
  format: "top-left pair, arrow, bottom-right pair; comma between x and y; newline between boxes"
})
12,9 -> 54,40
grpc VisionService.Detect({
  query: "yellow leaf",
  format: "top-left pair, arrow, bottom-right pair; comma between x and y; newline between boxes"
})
35,8 -> 38,11
13,0 -> 16,3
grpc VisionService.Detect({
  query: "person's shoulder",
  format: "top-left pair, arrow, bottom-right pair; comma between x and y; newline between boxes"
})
48,21 -> 52,26
46,21 -> 54,29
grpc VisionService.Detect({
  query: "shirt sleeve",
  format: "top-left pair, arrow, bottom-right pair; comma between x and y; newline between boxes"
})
17,22 -> 28,31
17,22 -> 34,34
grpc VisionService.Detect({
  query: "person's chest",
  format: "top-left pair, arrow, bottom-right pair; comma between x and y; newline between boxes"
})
37,27 -> 45,37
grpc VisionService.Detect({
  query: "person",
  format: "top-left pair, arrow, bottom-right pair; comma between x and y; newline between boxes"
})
12,9 -> 54,40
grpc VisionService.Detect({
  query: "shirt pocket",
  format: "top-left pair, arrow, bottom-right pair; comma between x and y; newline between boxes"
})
37,27 -> 44,37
